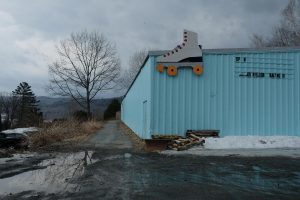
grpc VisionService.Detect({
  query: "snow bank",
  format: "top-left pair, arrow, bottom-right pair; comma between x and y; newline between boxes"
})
1,127 -> 39,135
204,136 -> 300,149
161,136 -> 300,157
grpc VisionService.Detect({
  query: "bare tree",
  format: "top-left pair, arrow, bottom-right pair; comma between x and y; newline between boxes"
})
48,30 -> 120,118
0,92 -> 20,129
118,50 -> 148,89
251,0 -> 300,47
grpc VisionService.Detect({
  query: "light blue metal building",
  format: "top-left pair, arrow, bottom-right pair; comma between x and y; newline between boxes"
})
121,30 -> 300,139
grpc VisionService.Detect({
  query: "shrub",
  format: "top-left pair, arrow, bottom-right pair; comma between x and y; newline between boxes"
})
104,99 -> 120,120
72,110 -> 88,122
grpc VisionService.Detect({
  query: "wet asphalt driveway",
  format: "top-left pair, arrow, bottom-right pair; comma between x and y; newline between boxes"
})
0,121 -> 300,200
86,120 -> 133,149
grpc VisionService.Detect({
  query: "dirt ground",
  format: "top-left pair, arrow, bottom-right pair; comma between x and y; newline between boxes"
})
0,121 -> 300,200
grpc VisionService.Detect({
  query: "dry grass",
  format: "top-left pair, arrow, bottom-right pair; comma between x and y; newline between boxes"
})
30,120 -> 102,148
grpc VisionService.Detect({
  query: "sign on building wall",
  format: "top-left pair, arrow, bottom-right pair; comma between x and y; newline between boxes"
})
234,56 -> 294,80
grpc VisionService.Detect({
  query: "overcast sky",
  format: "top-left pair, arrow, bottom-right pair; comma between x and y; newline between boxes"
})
0,0 -> 287,97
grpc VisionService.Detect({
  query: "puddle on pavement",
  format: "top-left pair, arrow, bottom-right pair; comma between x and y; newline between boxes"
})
202,165 -> 300,194
101,153 -> 132,161
128,156 -> 300,197
0,151 -> 97,195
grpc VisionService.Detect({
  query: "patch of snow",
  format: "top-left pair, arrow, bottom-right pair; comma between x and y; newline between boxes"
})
124,153 -> 132,158
204,136 -> 300,149
161,136 -> 300,157
1,127 -> 39,135
0,153 -> 36,164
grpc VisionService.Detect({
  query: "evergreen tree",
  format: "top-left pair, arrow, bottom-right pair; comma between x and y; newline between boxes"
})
12,82 -> 42,127
0,115 -> 2,132
104,99 -> 120,120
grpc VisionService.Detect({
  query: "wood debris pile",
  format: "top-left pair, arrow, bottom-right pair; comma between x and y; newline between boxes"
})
152,135 -> 182,140
167,134 -> 205,151
186,130 -> 219,137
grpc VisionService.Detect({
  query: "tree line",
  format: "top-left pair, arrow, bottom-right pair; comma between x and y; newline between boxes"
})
0,82 -> 42,131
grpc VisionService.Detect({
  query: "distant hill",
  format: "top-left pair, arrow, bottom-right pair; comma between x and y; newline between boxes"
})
37,96 -> 122,120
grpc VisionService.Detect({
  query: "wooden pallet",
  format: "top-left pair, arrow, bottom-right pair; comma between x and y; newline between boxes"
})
186,130 -> 219,138
152,135 -> 183,140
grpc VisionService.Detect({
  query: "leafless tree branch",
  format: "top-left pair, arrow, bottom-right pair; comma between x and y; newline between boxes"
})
117,50 -> 147,90
48,30 -> 120,117
251,0 -> 300,47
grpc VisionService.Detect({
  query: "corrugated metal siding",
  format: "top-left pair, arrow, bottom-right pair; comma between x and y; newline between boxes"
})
121,57 -> 154,139
152,51 -> 300,137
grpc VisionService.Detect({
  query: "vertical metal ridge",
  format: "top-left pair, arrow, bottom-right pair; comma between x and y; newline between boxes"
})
150,51 -> 300,137
296,51 -> 298,135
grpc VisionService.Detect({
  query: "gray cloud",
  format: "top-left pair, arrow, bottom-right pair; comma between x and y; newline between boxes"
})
0,0 -> 287,96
